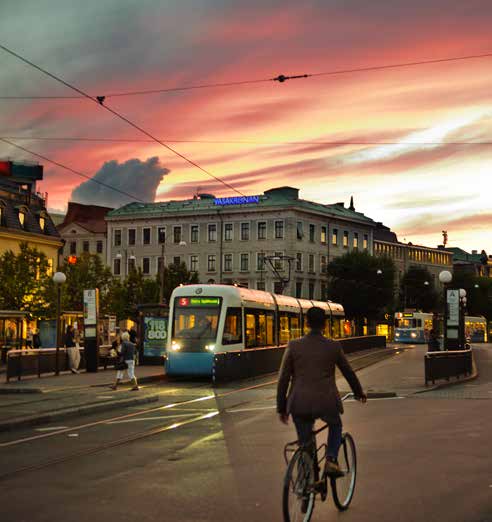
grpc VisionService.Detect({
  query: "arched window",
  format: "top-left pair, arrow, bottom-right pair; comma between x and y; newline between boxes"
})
18,208 -> 26,228
39,212 -> 46,232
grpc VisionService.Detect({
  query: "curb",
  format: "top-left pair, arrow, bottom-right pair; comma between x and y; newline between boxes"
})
90,373 -> 166,388
0,394 -> 160,434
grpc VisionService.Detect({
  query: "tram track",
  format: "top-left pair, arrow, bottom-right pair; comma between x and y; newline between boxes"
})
0,345 -> 401,482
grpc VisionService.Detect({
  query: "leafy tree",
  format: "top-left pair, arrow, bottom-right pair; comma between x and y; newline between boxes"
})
0,242 -> 53,319
158,261 -> 200,305
451,271 -> 492,321
399,267 -> 439,312
327,251 -> 395,335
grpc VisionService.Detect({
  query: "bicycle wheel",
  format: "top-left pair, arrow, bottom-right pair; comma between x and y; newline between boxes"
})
283,448 -> 316,522
331,433 -> 357,511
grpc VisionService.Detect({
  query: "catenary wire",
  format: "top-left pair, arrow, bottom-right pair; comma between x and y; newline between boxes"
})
0,51 -> 491,99
0,43 -> 245,196
0,137 -> 146,203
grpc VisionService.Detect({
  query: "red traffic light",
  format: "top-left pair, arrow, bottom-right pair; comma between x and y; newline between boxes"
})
67,255 -> 77,265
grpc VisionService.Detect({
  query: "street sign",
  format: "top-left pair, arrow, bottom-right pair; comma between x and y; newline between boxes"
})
83,289 -> 98,325
447,289 -> 459,326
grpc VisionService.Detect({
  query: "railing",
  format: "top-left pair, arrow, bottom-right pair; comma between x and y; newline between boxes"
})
424,349 -> 473,386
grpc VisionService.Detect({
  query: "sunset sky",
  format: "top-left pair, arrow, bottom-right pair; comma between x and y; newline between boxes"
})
1,0 -> 492,252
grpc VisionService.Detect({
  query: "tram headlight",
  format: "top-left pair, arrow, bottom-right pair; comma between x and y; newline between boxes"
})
410,332 -> 417,338
395,332 -> 400,337
171,341 -> 181,351
205,344 -> 216,352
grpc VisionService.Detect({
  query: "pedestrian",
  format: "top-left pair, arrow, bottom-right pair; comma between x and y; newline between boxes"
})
110,331 -> 139,391
277,307 -> 367,477
129,326 -> 139,365
64,325 -> 80,374
427,329 -> 440,352
33,328 -> 41,349
26,326 -> 33,348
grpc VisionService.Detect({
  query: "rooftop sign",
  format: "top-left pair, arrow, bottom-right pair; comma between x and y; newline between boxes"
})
214,196 -> 260,206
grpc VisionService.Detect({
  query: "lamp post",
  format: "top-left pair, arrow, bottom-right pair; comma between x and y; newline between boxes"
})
439,270 -> 453,350
52,271 -> 66,376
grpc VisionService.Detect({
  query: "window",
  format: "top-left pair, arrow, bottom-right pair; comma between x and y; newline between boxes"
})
128,257 -> 136,273
222,308 -> 242,345
208,255 -> 216,272
274,252 -> 283,270
128,228 -> 136,246
157,257 -> 165,275
309,281 -> 315,300
113,258 -> 121,275
275,220 -> 284,239
296,253 -> 303,271
320,255 -> 327,274
257,252 -> 266,271
190,224 -> 199,243
173,256 -> 181,266
224,253 -> 233,272
257,281 -> 266,291
39,215 -> 45,232
142,257 -> 150,274
240,253 -> 249,272
114,229 -> 121,247
274,281 -> 283,294
143,228 -> 151,245
83,241 -> 89,253
321,226 -> 327,244
309,224 -> 315,242
173,226 -> 182,244
190,255 -> 198,272
245,309 -> 275,348
18,209 -> 26,228
321,283 -> 327,301
296,222 -> 303,240
353,232 -> 359,249
70,241 -> 76,255
224,223 -> 233,241
208,223 -> 217,242
363,234 -> 368,250
296,281 -> 303,298
96,240 -> 103,254
343,231 -> 349,248
240,222 -> 250,241
158,227 -> 166,244
257,221 -> 267,240
308,254 -> 315,273
332,228 -> 338,246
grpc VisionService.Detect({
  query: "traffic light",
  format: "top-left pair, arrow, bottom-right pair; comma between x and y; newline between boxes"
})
67,255 -> 77,265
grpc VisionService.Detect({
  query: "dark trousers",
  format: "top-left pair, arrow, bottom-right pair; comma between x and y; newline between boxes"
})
293,415 -> 343,459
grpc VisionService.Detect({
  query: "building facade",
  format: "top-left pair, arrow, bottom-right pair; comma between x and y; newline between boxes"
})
0,161 -> 62,269
58,202 -> 113,262
443,247 -> 492,278
106,187 -> 377,300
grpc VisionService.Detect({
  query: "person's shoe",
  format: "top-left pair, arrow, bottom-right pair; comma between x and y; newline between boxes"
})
324,458 -> 344,478
131,385 -> 140,391
71,369 -> 77,374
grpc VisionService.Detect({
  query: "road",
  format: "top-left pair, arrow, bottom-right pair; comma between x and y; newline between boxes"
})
0,345 -> 491,521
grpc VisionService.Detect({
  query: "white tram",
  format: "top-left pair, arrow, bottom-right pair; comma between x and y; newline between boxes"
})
166,284 -> 346,376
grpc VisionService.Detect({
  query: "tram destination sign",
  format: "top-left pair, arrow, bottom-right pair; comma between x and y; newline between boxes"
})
214,195 -> 260,206
178,297 -> 220,307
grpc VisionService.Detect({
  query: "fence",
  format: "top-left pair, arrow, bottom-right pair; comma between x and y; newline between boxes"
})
424,349 -> 473,386
212,335 -> 386,384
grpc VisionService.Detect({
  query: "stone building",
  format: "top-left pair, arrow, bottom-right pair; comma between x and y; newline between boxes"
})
105,186 -> 377,300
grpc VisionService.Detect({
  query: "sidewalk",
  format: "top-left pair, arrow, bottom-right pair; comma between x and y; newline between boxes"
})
0,365 -> 165,433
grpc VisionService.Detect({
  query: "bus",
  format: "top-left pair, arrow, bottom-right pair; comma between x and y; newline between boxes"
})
166,284 -> 346,376
394,312 -> 487,344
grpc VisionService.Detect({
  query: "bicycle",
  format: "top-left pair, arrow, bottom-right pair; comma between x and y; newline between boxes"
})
282,393 -> 357,521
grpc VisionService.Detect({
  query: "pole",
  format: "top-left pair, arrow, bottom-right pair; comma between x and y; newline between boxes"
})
55,284 -> 61,375
159,241 -> 165,304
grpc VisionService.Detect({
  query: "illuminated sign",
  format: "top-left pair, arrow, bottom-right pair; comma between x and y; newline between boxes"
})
403,313 -> 414,318
178,297 -> 220,307
214,196 -> 260,206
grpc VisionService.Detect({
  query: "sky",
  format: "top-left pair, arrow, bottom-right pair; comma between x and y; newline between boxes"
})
1,0 -> 492,252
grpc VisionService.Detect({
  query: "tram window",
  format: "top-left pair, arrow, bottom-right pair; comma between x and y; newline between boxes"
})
245,313 -> 257,348
279,314 -> 290,345
266,313 -> 274,345
324,315 -> 331,338
223,308 -> 242,345
258,313 -> 267,346
290,315 -> 301,339
331,318 -> 341,339
302,314 -> 310,335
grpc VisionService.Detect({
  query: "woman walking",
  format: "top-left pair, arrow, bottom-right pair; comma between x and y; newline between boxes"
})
111,331 -> 139,391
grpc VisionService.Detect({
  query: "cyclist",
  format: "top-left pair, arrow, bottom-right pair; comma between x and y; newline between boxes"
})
277,307 -> 367,477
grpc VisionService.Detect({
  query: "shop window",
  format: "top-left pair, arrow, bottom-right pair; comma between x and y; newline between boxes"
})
222,308 -> 243,345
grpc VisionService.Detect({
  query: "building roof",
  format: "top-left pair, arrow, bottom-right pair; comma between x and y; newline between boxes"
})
59,202 -> 113,234
443,247 -> 488,264
373,222 -> 398,243
106,186 -> 376,226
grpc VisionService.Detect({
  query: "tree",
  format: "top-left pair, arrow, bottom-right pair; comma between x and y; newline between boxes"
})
0,242 -> 54,319
159,261 -> 199,304
399,267 -> 439,312
327,251 -> 395,335
451,271 -> 492,321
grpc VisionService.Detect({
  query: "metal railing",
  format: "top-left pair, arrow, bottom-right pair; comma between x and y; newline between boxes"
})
424,349 -> 473,386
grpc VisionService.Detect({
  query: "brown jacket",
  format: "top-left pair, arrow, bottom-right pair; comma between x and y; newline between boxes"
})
277,333 -> 363,420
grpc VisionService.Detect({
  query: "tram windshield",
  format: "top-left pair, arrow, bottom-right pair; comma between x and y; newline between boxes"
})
173,297 -> 221,340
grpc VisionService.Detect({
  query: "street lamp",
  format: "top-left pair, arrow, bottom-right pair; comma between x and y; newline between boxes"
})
439,270 -> 453,350
376,269 -> 382,275
52,271 -> 66,376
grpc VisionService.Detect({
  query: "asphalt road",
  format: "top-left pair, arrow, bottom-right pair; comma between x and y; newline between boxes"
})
1,345 -> 491,522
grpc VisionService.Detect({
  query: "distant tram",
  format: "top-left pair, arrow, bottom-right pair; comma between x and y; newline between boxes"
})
394,312 -> 487,344
166,284 -> 346,376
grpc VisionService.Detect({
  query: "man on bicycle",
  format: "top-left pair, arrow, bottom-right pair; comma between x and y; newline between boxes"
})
277,307 -> 367,477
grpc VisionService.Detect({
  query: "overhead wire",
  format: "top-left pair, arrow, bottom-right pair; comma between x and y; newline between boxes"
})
0,51 -> 491,99
0,137 -> 146,202
0,43 -> 245,196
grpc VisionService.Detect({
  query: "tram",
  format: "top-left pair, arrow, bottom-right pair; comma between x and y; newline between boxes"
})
166,284 -> 346,376
394,312 -> 487,343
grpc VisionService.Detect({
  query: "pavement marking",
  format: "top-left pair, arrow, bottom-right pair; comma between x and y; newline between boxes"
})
67,433 -> 79,437
35,426 -> 69,432
105,413 -> 200,425
227,405 -> 276,413
97,395 -> 115,399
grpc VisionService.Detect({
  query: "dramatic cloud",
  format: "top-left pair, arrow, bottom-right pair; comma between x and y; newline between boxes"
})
71,157 -> 169,207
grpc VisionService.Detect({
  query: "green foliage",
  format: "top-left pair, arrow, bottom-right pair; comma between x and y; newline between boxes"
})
399,266 -> 439,312
0,242 -> 53,319
327,251 -> 395,333
158,261 -> 200,304
451,271 -> 492,321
